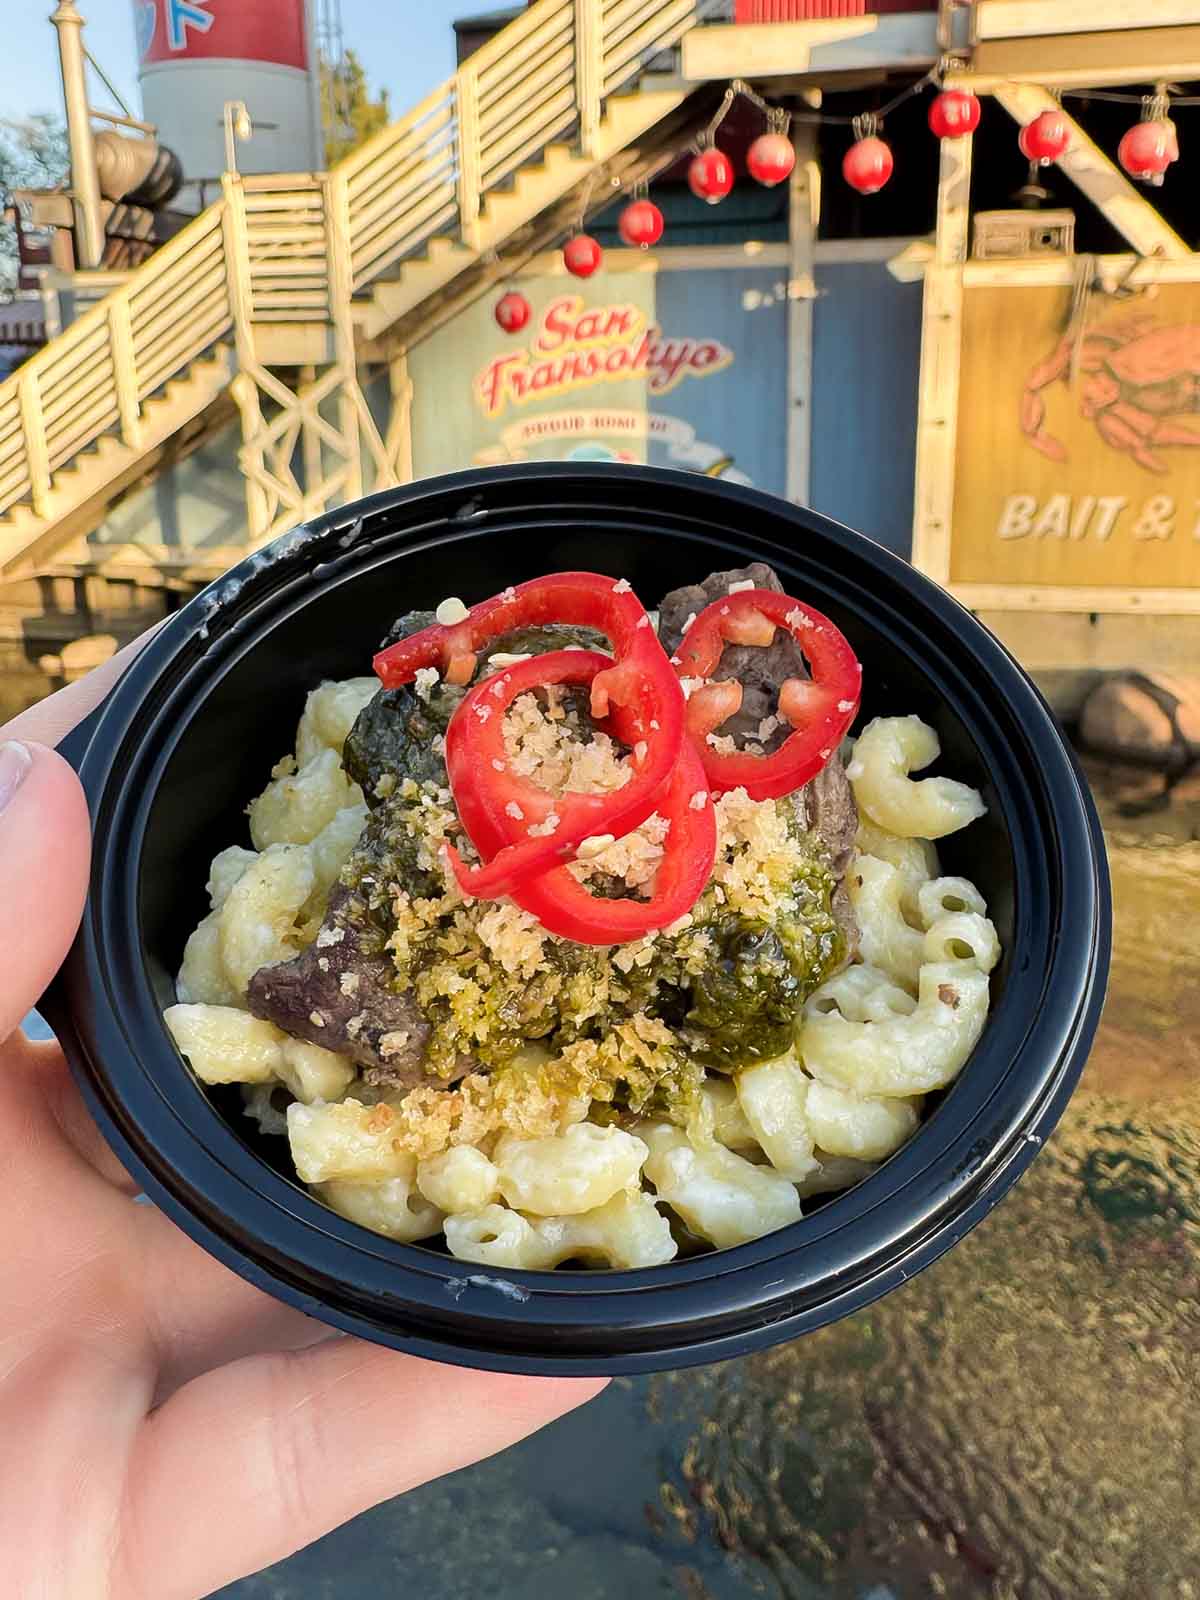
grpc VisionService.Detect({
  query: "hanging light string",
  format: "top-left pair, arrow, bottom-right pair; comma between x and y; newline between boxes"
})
1061,85 -> 1193,107
698,72 -> 1193,143
702,69 -> 941,137
476,39 -> 1188,336
598,70 -> 1187,221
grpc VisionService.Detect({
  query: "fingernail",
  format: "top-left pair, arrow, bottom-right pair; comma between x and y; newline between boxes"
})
0,741 -> 32,815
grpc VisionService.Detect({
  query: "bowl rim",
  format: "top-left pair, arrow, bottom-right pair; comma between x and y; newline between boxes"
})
51,463 -> 1111,1374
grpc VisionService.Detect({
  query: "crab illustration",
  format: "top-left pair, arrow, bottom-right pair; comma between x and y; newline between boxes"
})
1020,315 -> 1200,473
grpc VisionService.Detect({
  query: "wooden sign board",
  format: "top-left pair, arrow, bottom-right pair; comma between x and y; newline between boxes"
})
916,271 -> 1200,613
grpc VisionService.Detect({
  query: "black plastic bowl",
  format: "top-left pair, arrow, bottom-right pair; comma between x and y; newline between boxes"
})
48,465 -> 1110,1375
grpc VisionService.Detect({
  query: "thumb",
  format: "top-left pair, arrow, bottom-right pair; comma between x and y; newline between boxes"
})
0,741 -> 91,1042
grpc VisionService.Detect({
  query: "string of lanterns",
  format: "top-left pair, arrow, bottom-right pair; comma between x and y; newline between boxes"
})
493,71 -> 1185,328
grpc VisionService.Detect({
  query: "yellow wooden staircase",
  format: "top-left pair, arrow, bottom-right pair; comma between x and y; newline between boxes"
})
0,0 -> 707,581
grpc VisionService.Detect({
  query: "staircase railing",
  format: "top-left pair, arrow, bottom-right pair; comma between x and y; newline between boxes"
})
0,0 -> 701,524
0,203 -> 231,519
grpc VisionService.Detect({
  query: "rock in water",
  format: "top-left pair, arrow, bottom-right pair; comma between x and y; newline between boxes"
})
1080,673 -> 1200,768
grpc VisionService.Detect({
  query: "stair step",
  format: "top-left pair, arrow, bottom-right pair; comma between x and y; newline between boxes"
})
426,235 -> 465,260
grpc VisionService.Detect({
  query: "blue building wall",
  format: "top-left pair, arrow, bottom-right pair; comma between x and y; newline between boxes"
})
648,266 -> 788,491
810,261 -> 923,557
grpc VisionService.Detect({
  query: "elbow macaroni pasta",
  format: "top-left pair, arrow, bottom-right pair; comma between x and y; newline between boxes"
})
317,1165 -> 444,1243
803,1081 -> 920,1162
287,1098 -> 414,1184
295,677 -> 379,768
688,1078 -> 760,1154
176,914 -> 241,1008
249,746 -> 363,850
493,1123 -> 649,1216
169,689 -> 1001,1264
164,1003 -> 284,1085
848,716 -> 987,840
798,913 -> 998,1098
797,1152 -> 879,1197
207,846 -> 259,911
846,855 -> 926,993
417,1146 -> 501,1214
441,1189 -> 676,1270
276,1037 -> 357,1104
854,818 -> 939,921
734,1053 -> 819,1182
640,1122 -> 802,1249
218,844 -> 315,995
529,1188 -> 677,1269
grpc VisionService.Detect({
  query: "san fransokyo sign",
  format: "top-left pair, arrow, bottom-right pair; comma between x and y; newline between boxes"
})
475,295 -> 732,418
407,264 -> 790,491
917,274 -> 1200,613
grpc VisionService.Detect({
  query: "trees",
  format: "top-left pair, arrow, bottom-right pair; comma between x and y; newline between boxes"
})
320,49 -> 390,166
0,114 -> 69,300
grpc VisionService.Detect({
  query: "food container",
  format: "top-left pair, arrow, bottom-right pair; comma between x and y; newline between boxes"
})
46,464 -> 1111,1376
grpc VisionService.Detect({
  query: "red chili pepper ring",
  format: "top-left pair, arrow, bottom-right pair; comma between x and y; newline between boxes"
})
673,589 -> 861,801
443,643 -> 685,902
446,650 -> 717,945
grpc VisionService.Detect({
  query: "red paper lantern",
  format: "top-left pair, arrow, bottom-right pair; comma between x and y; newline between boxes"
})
618,198 -> 664,248
494,290 -> 531,333
1019,109 -> 1071,165
562,233 -> 603,278
842,136 -> 894,195
687,146 -> 734,205
746,131 -> 796,187
1118,118 -> 1179,185
928,89 -> 980,140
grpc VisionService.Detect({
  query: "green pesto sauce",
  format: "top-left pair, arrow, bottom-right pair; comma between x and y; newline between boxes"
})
338,615 -> 844,1111
339,791 -> 843,1112
682,850 -> 844,1072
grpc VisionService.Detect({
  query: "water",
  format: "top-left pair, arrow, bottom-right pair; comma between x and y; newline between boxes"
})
219,761 -> 1200,1600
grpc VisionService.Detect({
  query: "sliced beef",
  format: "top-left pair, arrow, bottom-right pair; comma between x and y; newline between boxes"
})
658,562 -> 807,747
247,885 -> 458,1088
800,758 -> 860,961
802,756 -> 857,878
659,561 -> 859,959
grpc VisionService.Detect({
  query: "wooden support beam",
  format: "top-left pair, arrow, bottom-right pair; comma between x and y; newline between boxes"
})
574,0 -> 602,158
951,26 -> 1200,91
682,14 -> 941,82
910,132 -> 971,584
786,123 -> 818,506
108,298 -> 142,449
455,66 -> 483,253
962,254 -> 1200,288
990,83 -> 1192,261
972,0 -> 1197,44
386,353 -> 414,485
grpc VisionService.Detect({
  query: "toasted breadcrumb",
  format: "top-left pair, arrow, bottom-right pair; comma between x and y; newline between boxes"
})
310,686 -> 838,1158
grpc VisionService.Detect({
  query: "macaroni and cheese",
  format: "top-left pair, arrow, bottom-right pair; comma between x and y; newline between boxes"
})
165,568 -> 1000,1271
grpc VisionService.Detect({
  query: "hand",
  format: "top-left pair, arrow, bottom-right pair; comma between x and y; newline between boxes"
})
0,641 -> 605,1599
